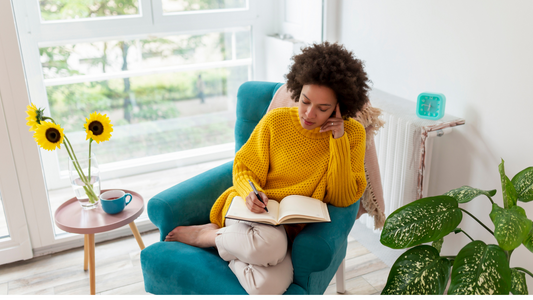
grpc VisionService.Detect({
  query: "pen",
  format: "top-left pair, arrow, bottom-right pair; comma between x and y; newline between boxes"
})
248,180 -> 268,212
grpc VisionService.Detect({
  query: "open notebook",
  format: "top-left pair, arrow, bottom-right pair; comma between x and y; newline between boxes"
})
225,195 -> 330,226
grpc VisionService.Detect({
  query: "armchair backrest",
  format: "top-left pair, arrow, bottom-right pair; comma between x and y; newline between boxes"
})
234,81 -> 283,153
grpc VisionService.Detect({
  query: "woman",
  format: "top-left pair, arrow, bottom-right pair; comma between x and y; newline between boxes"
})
164,42 -> 370,294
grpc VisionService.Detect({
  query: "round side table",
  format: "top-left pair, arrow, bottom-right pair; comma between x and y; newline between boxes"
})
54,189 -> 145,295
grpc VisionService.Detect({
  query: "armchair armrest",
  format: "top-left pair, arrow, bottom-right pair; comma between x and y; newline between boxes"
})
291,201 -> 359,291
147,161 -> 233,241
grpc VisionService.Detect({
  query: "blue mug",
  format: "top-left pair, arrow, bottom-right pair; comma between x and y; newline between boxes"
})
100,190 -> 133,214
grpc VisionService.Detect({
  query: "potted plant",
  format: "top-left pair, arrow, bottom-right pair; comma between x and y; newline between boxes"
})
380,159 -> 533,295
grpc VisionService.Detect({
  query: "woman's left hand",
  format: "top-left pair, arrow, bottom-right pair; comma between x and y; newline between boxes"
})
320,103 -> 344,139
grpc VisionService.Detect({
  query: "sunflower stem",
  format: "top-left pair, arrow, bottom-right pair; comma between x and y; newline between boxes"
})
460,208 -> 494,236
88,138 -> 93,180
63,139 -> 87,186
64,136 -> 88,183
63,136 -> 98,203
84,185 -> 98,204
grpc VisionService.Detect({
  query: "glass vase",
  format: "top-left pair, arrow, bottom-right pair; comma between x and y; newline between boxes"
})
68,155 -> 101,210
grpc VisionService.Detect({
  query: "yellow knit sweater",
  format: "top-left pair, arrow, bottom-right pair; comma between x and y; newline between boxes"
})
210,107 -> 367,239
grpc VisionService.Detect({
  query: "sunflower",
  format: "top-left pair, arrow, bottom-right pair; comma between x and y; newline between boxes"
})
33,121 -> 64,151
25,103 -> 45,132
84,112 -> 113,143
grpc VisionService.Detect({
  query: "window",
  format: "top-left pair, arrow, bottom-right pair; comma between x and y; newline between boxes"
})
13,0 -> 259,240
40,29 -> 251,171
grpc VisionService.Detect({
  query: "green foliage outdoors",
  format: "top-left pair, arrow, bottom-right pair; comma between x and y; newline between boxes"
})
38,0 -> 242,131
163,0 -> 246,13
39,0 -> 139,21
380,159 -> 533,295
39,0 -> 248,20
37,0 -> 250,172
59,118 -> 236,167
46,70 -> 228,131
40,31 -> 231,129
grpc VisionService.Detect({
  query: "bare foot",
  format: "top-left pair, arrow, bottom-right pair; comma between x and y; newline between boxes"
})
164,223 -> 220,248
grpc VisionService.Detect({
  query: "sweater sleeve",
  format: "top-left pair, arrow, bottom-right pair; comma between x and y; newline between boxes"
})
232,114 -> 272,199
324,120 -> 367,207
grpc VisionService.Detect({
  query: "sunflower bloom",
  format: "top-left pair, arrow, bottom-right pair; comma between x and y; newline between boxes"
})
33,121 -> 64,151
84,112 -> 113,143
25,103 -> 45,132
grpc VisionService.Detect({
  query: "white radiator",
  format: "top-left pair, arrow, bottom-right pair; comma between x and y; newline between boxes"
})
357,89 -> 465,231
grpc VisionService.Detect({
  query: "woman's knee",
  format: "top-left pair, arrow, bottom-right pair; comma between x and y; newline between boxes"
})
246,223 -> 288,266
230,253 -> 293,295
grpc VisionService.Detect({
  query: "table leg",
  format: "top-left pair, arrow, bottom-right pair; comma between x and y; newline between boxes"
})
129,222 -> 145,250
84,234 -> 88,271
88,233 -> 96,295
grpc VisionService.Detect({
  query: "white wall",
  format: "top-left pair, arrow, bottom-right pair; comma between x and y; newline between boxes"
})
252,0 -> 279,80
340,0 -> 533,292
280,0 -> 323,43
260,0 -> 324,82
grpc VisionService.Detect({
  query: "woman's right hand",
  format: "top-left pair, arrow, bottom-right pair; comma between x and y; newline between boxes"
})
245,191 -> 269,214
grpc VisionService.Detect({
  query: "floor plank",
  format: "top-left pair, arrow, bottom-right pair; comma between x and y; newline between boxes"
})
99,281 -> 149,295
8,256 -> 133,295
325,276 -> 378,295
344,252 -> 389,279
0,253 -> 80,285
25,287 -> 54,295
345,240 -> 371,259
362,268 -> 390,292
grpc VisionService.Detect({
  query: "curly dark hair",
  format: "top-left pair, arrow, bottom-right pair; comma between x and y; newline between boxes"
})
285,42 -> 371,119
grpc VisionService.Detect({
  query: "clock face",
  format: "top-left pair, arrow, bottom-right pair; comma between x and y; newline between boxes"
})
416,93 -> 446,120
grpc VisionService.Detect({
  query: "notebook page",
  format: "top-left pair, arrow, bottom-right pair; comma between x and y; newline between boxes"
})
278,195 -> 327,220
226,196 -> 280,222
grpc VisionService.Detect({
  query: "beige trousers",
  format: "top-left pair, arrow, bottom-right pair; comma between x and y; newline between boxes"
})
215,218 -> 293,295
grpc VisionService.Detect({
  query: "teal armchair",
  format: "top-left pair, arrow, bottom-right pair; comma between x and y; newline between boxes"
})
140,81 -> 360,295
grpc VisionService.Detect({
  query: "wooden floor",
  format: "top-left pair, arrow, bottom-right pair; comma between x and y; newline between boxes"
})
0,229 -> 389,295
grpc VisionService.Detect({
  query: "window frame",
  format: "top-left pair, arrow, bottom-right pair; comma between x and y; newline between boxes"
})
10,0 -> 261,250
0,2 -> 34,262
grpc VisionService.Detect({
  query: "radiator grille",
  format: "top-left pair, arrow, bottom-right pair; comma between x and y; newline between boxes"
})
357,89 -> 465,232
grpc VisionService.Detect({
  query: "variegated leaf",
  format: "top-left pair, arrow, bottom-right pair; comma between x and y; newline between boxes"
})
381,245 -> 451,295
380,196 -> 462,249
445,186 -> 496,204
499,159 -> 517,208
449,241 -> 511,295
510,268 -> 528,295
432,237 -> 444,253
522,224 -> 533,253
489,204 -> 533,251
511,167 -> 533,202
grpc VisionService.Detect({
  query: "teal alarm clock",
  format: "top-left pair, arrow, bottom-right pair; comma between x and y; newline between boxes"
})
416,92 -> 446,120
